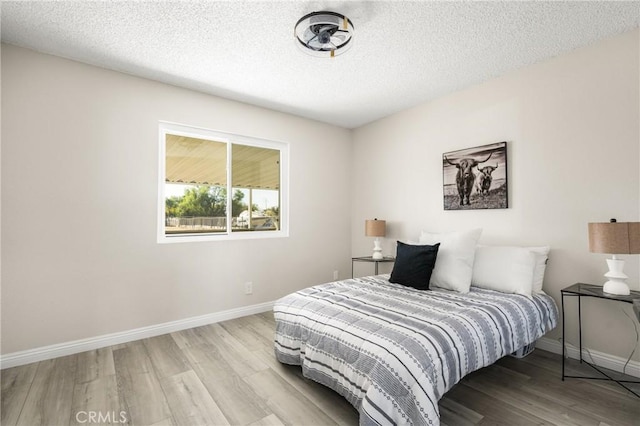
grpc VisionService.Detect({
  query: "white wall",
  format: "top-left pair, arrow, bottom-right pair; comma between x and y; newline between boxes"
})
1,44 -> 352,354
352,29 -> 640,362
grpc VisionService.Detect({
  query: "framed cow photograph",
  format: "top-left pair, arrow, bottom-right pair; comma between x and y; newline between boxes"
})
443,141 -> 508,210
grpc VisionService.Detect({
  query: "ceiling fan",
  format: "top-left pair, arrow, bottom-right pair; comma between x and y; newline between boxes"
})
294,11 -> 354,58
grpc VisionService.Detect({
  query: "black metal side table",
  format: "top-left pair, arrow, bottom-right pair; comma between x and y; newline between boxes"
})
561,282 -> 640,397
351,256 -> 395,278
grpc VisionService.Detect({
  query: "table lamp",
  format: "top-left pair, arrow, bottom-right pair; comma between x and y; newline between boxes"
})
588,219 -> 640,295
365,219 -> 386,260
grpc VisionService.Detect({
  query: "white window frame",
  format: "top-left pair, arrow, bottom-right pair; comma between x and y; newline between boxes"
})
158,121 -> 289,243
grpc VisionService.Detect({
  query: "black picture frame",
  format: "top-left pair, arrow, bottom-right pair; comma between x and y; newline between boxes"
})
443,141 -> 508,210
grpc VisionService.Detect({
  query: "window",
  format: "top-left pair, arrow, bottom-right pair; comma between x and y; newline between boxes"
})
158,122 -> 288,243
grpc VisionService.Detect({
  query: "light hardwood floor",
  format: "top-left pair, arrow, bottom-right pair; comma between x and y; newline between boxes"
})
2,311 -> 639,425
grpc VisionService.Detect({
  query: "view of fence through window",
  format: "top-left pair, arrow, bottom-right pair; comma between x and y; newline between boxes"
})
164,133 -> 280,236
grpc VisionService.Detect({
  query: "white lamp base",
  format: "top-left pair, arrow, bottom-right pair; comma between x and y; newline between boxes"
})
602,258 -> 630,296
372,238 -> 383,260
603,280 -> 630,296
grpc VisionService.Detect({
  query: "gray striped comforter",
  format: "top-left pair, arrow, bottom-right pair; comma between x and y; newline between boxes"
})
274,275 -> 558,426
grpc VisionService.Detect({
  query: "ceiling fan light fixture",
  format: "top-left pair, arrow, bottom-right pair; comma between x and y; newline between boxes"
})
294,11 -> 354,58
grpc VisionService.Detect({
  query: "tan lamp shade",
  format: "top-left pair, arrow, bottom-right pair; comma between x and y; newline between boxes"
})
588,222 -> 640,254
365,219 -> 386,237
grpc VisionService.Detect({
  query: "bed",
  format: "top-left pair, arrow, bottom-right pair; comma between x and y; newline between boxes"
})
274,274 -> 558,426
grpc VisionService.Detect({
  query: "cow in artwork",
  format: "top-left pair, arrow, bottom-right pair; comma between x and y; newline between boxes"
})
444,152 -> 493,206
475,164 -> 499,196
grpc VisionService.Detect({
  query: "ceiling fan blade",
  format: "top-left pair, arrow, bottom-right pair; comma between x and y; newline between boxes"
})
319,24 -> 337,33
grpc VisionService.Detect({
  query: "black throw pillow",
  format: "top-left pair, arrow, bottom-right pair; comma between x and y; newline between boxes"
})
389,241 -> 440,290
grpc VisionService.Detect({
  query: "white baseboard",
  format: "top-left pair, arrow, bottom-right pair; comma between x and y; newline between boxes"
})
0,301 -> 274,369
4,306 -> 637,379
536,337 -> 640,378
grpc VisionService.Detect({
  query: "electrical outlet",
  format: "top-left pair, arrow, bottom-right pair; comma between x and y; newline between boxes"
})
244,281 -> 253,295
333,270 -> 339,280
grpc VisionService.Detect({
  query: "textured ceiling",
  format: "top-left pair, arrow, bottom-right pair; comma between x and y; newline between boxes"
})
1,1 -> 639,129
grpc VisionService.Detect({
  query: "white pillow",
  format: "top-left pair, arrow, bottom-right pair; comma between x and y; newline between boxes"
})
527,246 -> 550,294
419,228 -> 482,293
472,246 -> 537,296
